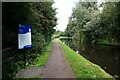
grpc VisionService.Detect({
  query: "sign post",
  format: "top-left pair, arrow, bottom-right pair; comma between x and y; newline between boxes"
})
18,24 -> 32,68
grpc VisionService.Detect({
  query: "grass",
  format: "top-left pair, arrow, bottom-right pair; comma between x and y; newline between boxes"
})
97,39 -> 110,45
14,40 -> 53,79
29,40 -> 54,67
58,39 -> 115,79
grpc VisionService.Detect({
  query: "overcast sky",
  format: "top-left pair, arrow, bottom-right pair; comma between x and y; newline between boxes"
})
52,0 -> 102,31
52,0 -> 79,31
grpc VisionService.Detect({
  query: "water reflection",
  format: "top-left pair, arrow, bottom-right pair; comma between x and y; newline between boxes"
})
78,44 -> 120,78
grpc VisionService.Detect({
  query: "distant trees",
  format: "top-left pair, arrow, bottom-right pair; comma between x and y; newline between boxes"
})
84,2 -> 120,44
65,2 -> 98,50
65,1 -> 120,48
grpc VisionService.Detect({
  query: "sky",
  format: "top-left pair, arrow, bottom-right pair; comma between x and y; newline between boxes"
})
52,0 -> 102,32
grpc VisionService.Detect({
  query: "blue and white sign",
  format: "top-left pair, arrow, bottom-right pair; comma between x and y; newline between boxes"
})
18,24 -> 32,49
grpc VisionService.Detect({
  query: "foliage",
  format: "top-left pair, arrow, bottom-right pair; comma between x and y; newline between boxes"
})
29,40 -> 53,67
65,2 -> 98,50
32,30 -> 46,53
2,2 -> 57,79
65,1 -> 120,48
2,48 -> 24,79
52,30 -> 65,39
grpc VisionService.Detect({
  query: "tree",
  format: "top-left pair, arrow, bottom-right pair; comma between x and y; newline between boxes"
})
2,2 -> 57,78
65,1 -> 120,45
65,1 -> 98,48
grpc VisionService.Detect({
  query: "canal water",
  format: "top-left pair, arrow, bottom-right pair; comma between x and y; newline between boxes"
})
78,44 -> 120,78
61,39 -> 120,78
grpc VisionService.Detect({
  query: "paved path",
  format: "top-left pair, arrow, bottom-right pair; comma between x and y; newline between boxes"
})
42,39 -> 74,78
16,39 -> 74,78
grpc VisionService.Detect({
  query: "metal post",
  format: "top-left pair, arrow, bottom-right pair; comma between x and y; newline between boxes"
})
24,50 -> 26,68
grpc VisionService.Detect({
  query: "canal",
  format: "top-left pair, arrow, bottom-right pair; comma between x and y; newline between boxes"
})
78,44 -> 120,78
61,39 -> 120,78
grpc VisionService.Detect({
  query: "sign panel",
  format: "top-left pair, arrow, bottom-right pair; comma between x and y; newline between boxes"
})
18,24 -> 31,49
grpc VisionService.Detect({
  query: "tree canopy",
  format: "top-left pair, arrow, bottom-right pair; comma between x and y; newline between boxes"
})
2,2 -> 57,78
65,1 -> 120,48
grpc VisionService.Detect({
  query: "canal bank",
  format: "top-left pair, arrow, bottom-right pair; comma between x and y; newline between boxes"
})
59,39 -> 115,79
78,44 -> 120,79
61,38 -> 120,79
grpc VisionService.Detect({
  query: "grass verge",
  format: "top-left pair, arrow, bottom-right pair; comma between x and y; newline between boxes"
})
59,39 -> 115,79
29,40 -> 54,67
14,40 -> 53,78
